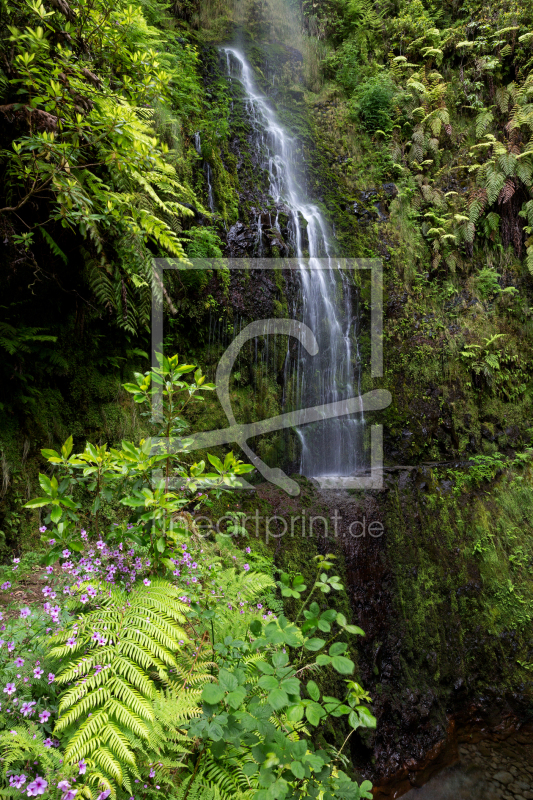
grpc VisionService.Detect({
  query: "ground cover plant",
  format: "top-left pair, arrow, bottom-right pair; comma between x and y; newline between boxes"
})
0,357 -> 376,800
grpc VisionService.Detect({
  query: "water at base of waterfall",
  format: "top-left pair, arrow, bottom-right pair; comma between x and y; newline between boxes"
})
223,47 -> 365,478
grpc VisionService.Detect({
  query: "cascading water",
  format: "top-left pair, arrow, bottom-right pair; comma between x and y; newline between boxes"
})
223,47 -> 365,477
194,131 -> 215,213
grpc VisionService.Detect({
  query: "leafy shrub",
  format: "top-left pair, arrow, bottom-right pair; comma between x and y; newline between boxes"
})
350,76 -> 396,134
5,358 -> 377,799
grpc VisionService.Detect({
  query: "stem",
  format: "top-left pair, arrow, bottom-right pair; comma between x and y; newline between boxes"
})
295,572 -> 320,622
337,727 -> 356,757
182,745 -> 206,800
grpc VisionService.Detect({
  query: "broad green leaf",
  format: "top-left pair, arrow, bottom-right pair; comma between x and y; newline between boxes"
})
306,680 -> 320,701
218,668 -> 238,693
267,687 -> 289,711
305,702 -> 325,726
24,497 -> 52,508
344,624 -> 365,635
38,474 -> 53,494
329,642 -> 348,656
201,684 -> 225,705
226,687 -> 247,709
290,761 -> 305,780
258,675 -> 278,692
281,677 -> 300,695
286,704 -> 304,723
304,637 -> 325,651
331,655 -> 354,675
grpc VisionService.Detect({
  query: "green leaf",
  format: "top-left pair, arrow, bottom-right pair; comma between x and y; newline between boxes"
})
331,655 -> 354,675
344,624 -> 365,636
354,705 -> 376,729
304,637 -> 326,651
207,454 -> 223,473
258,675 -> 278,692
38,474 -> 53,494
226,687 -> 247,709
286,704 -> 304,723
329,642 -> 348,656
267,687 -> 289,711
315,654 -> 332,667
24,497 -> 52,509
201,684 -> 225,705
306,680 -> 320,701
50,505 -> 62,523
219,668 -> 238,693
280,677 -> 300,695
305,702 -> 325,726
290,761 -> 306,780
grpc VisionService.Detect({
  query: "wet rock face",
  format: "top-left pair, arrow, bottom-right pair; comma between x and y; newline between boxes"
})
225,204 -> 294,257
351,183 -> 398,223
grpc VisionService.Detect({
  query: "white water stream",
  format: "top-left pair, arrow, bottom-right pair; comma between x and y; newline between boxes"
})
223,47 -> 364,477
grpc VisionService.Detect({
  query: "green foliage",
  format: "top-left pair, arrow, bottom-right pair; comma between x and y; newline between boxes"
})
350,76 -> 396,134
50,579 -> 190,792
0,0 -> 207,334
25,356 -> 254,571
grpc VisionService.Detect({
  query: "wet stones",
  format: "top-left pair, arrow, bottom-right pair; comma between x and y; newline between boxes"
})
350,183 -> 398,223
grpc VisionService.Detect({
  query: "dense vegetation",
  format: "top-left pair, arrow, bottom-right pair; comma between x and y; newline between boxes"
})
2,0 -> 533,794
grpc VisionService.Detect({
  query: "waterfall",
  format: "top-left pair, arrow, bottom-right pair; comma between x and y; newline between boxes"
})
193,131 -> 216,213
223,47 -> 364,477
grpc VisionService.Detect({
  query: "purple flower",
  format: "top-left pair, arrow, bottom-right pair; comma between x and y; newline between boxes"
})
45,566 -> 53,574
96,793 -> 111,800
1,582 -> 11,590
96,540 -> 104,550
15,657 -> 24,667
20,608 -> 31,619
143,578 -> 151,586
80,595 -> 89,604
149,768 -> 156,777
62,549 -> 70,558
21,701 -> 36,716
13,558 -> 20,563
57,782 -> 71,792
87,586 -> 97,597
48,673 -> 55,684
3,683 -> 16,696
39,525 -> 47,532
33,668 -> 44,679
13,775 -> 26,789
78,760 -> 86,775
245,547 -> 251,553
66,637 -> 77,648
49,539 -> 56,546
243,564 -> 250,571
26,776 -> 48,796
62,791 -> 77,800
39,709 -> 51,723
43,738 -> 53,747
257,603 -> 263,609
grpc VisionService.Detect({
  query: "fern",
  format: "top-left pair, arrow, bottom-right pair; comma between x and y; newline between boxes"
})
48,580 -> 190,795
0,723 -> 62,789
